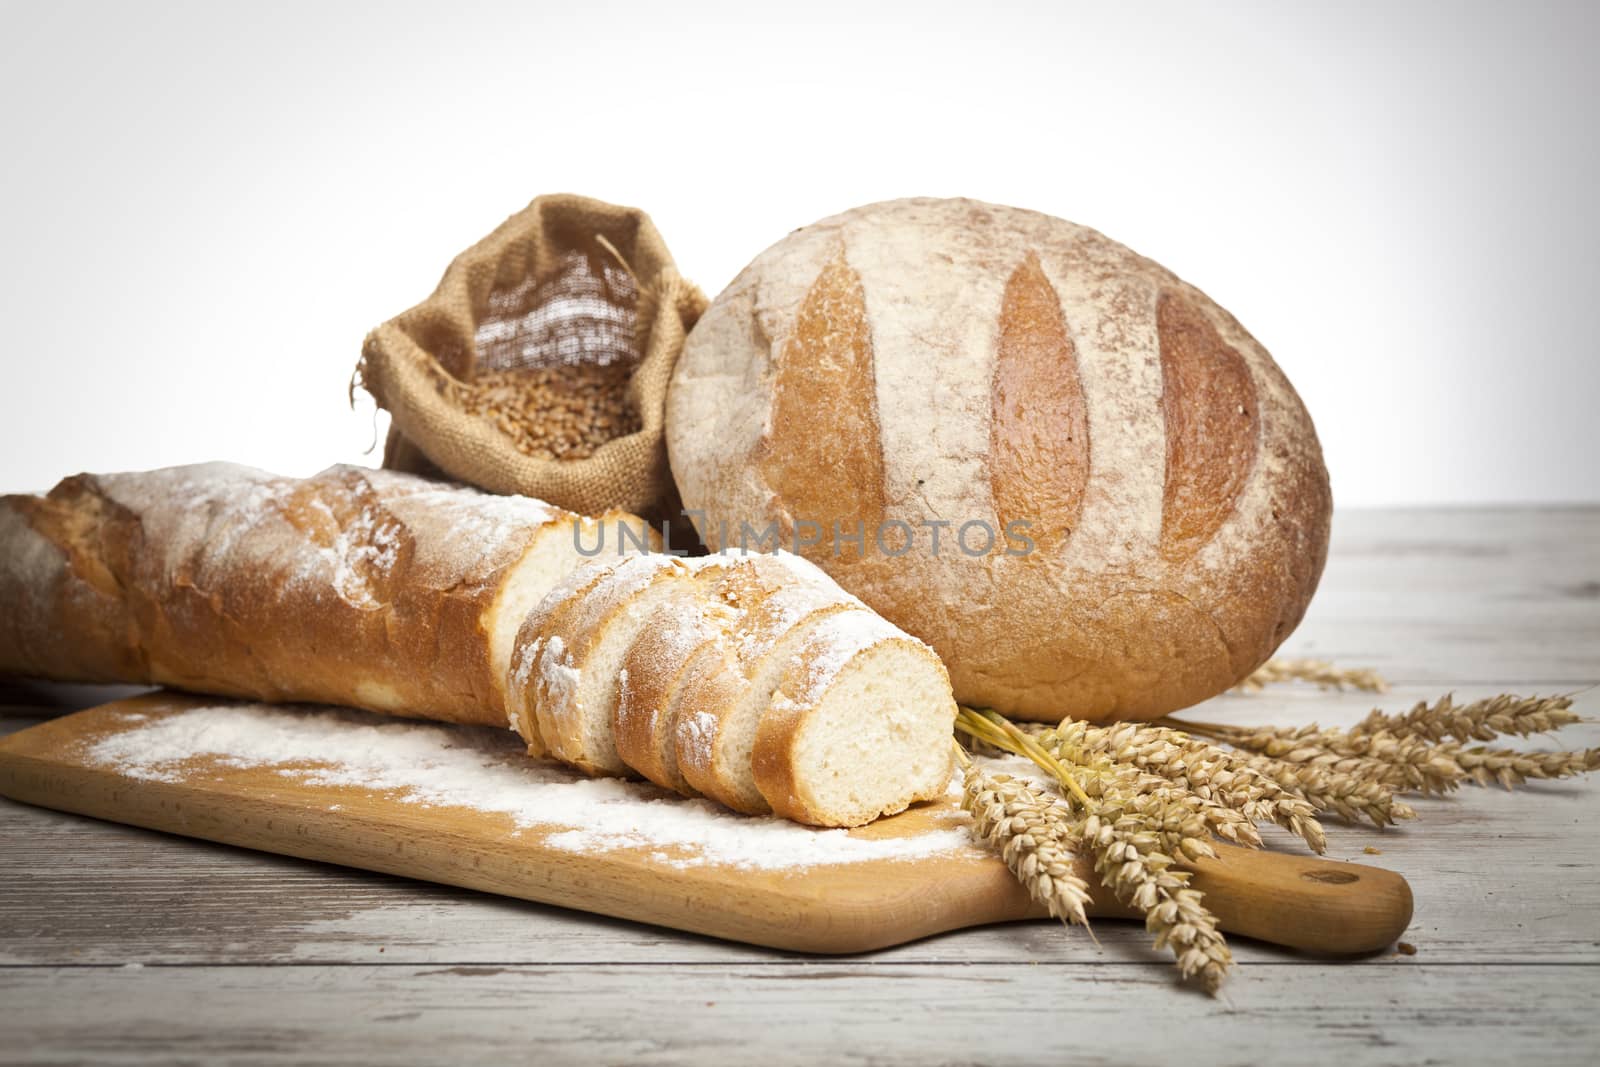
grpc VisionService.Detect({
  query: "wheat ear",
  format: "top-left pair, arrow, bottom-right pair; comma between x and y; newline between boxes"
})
1226,747 -> 1416,827
1433,743 -> 1600,789
1176,721 -> 1464,795
1079,790 -> 1233,994
957,754 -> 1094,929
955,710 -> 1234,993
1350,693 -> 1581,744
1045,731 -> 1255,854
1234,658 -> 1389,694
1050,720 -> 1327,853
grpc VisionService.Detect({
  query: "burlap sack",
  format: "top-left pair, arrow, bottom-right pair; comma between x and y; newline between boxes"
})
355,194 -> 707,518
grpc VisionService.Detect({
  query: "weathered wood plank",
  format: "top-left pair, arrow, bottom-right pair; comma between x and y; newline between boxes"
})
1282,507 -> 1600,684
0,962 -> 1593,1067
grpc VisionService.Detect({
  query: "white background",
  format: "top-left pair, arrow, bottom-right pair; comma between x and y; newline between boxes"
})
1,0 -> 1595,505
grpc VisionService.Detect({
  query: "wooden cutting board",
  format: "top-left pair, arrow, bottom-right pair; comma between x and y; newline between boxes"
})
0,692 -> 1411,955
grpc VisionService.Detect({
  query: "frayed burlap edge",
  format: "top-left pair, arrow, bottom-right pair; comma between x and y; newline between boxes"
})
354,193 -> 707,518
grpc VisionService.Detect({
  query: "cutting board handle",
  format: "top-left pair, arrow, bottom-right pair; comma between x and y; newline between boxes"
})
1169,843 -> 1413,955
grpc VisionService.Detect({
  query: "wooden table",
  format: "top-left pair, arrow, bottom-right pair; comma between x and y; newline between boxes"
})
2,508 -> 1597,1066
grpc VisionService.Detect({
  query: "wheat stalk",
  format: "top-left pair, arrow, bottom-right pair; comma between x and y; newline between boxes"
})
1080,769 -> 1221,864
1048,734 -> 1255,853
953,710 -> 1234,993
1079,789 -> 1233,994
1176,720 -> 1464,795
1048,720 -> 1327,854
1174,703 -> 1599,796
958,758 -> 1094,929
960,709 -> 1247,854
1234,658 -> 1389,694
1433,743 -> 1600,789
1226,747 -> 1417,827
1350,693 -> 1581,744
953,670 -> 1594,997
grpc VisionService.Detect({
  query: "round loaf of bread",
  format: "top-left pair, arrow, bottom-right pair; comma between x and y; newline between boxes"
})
667,198 -> 1331,722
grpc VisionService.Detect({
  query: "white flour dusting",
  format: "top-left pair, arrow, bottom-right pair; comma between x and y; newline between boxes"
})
539,636 -> 582,706
676,707 -> 718,768
305,493 -> 403,609
93,463 -> 561,615
84,704 -> 974,870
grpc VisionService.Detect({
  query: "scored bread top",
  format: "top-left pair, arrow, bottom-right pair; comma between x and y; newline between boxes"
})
668,197 -> 1332,721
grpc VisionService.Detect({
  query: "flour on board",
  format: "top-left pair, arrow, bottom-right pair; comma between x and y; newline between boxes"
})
84,703 -> 975,870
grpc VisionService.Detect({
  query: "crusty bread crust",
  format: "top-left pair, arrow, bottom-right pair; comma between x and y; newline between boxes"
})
671,644 -> 757,811
668,198 -> 1332,722
530,554 -> 697,775
0,463 -> 614,728
0,479 -> 144,684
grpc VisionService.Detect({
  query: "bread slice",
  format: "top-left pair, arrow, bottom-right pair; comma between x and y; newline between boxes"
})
612,571 -> 739,795
507,558 -> 618,756
527,553 -> 730,776
753,611 -> 956,826
501,515 -> 659,754
512,545 -> 956,823
485,514 -> 604,724
492,511 -> 656,739
671,554 -> 866,814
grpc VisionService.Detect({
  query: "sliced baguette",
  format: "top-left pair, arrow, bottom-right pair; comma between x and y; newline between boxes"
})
502,519 -> 659,755
485,513 -> 608,723
507,558 -> 619,756
526,553 -> 721,776
753,611 -> 957,826
671,554 -> 867,814
512,546 -> 956,823
612,571 -> 739,795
